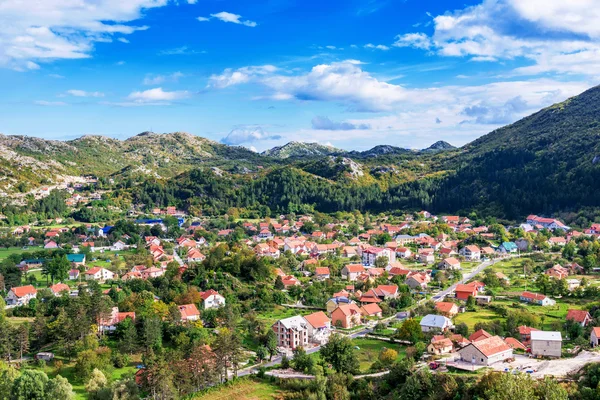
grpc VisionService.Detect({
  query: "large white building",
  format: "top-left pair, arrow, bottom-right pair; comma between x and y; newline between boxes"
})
530,331 -> 562,358
272,316 -> 309,350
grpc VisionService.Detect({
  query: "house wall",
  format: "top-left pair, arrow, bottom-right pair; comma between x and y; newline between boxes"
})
531,339 -> 561,357
591,332 -> 599,347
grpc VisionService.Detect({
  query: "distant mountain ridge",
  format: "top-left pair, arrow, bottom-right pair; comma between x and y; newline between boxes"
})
261,141 -> 342,159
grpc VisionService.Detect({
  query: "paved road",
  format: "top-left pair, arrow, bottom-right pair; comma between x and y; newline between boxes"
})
430,255 -> 517,303
172,248 -> 184,267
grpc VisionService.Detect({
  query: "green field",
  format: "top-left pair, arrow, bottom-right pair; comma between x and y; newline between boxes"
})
454,308 -> 499,331
193,378 -> 283,400
0,247 -> 29,260
351,338 -> 406,372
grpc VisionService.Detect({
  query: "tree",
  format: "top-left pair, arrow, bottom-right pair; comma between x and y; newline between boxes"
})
274,275 -> 285,290
292,346 -> 315,373
16,323 -> 29,360
142,317 -> 162,350
45,255 -> 70,284
535,273 -> 551,295
535,376 -> 568,400
11,370 -> 49,400
256,346 -> 268,363
378,348 -> 398,367
466,295 -> 476,310
0,363 -> 19,400
484,372 -> 537,400
374,256 -> 389,269
319,334 -> 359,374
85,368 -> 107,396
46,375 -> 75,400
395,318 -> 423,344
116,317 -> 138,354
455,322 -> 469,338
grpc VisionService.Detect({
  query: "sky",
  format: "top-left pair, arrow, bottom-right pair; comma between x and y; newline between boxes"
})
0,0 -> 598,151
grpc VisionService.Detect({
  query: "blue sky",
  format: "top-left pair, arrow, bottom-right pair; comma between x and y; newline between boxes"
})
0,0 -> 597,151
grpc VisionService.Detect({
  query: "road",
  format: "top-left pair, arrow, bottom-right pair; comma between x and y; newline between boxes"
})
430,255 -> 517,303
172,248 -> 184,267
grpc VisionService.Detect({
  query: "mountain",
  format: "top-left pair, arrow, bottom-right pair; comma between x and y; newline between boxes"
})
261,141 -> 342,159
0,132 -> 270,195
423,141 -> 455,152
352,145 -> 412,158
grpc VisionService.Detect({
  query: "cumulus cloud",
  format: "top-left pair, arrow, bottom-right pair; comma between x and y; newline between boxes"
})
197,11 -> 257,27
220,126 -> 281,145
158,46 -> 204,56
462,96 -> 529,124
209,61 -> 425,112
126,87 -> 190,103
207,65 -> 278,89
0,0 -> 167,70
395,0 -> 600,76
66,89 -> 104,97
311,116 -> 370,130
393,33 -> 432,50
117,38 -> 130,43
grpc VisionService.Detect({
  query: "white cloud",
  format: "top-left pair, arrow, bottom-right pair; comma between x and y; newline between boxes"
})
25,61 -> 40,70
220,126 -> 281,145
187,0 -> 198,3
142,71 -> 184,85
48,73 -> 64,79
158,46 -> 204,55
393,33 -> 432,50
364,43 -> 390,51
127,87 -> 190,103
66,89 -> 104,97
117,38 -> 130,43
0,0 -> 169,69
396,0 -> 600,76
34,100 -> 67,106
197,11 -> 257,27
207,65 -> 278,89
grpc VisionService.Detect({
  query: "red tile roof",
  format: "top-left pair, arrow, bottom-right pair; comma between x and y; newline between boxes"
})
470,335 -> 511,357
11,285 -> 37,298
304,311 -> 330,328
566,309 -> 591,323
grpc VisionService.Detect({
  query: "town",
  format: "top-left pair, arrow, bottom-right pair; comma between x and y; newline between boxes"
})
2,200 -> 600,399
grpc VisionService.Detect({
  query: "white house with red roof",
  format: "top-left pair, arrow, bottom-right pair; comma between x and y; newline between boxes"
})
178,304 -> 201,322
566,309 -> 592,327
341,264 -> 366,281
459,245 -> 481,261
304,311 -> 331,344
520,291 -> 556,306
526,215 -> 569,231
199,289 -> 225,309
50,283 -> 70,296
361,247 -> 396,266
5,285 -> 37,306
98,307 -> 135,333
85,267 -> 115,282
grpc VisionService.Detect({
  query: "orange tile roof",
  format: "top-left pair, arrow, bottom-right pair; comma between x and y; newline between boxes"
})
469,329 -> 492,342
470,335 -> 511,357
11,285 -> 37,297
360,303 -> 382,316
304,311 -> 330,328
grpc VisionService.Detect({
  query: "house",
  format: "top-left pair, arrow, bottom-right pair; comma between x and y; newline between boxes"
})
360,303 -> 383,318
435,302 -> 459,318
50,283 -> 70,296
396,247 -> 412,259
272,316 -> 309,349
44,241 -> 59,249
281,275 -> 301,288
439,257 -> 461,270
68,269 -> 80,280
362,247 -> 396,266
5,285 -> 37,306
331,304 -> 362,329
141,267 -> 164,280
458,336 -> 513,366
459,245 -> 481,261
178,304 -> 201,322
304,311 -> 332,345
455,284 -> 478,301
111,241 -> 128,251
314,267 -> 331,280
67,254 -> 86,266
590,327 -> 600,347
518,325 -> 540,345
548,237 -> 567,247
520,291 -> 556,306
199,289 -> 225,309
469,329 -> 492,342
526,215 -> 569,231
405,274 -> 428,290
85,267 -> 115,282
515,238 -> 530,252
530,331 -> 562,358
427,338 -> 454,355
418,250 -> 435,264
504,337 -> 527,351
420,314 -> 454,333
498,242 -> 518,254
566,310 -> 592,327
481,247 -> 496,257
326,297 -> 353,314
545,264 -> 569,279
341,264 -> 366,281
187,248 -> 206,263
98,307 -> 135,333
